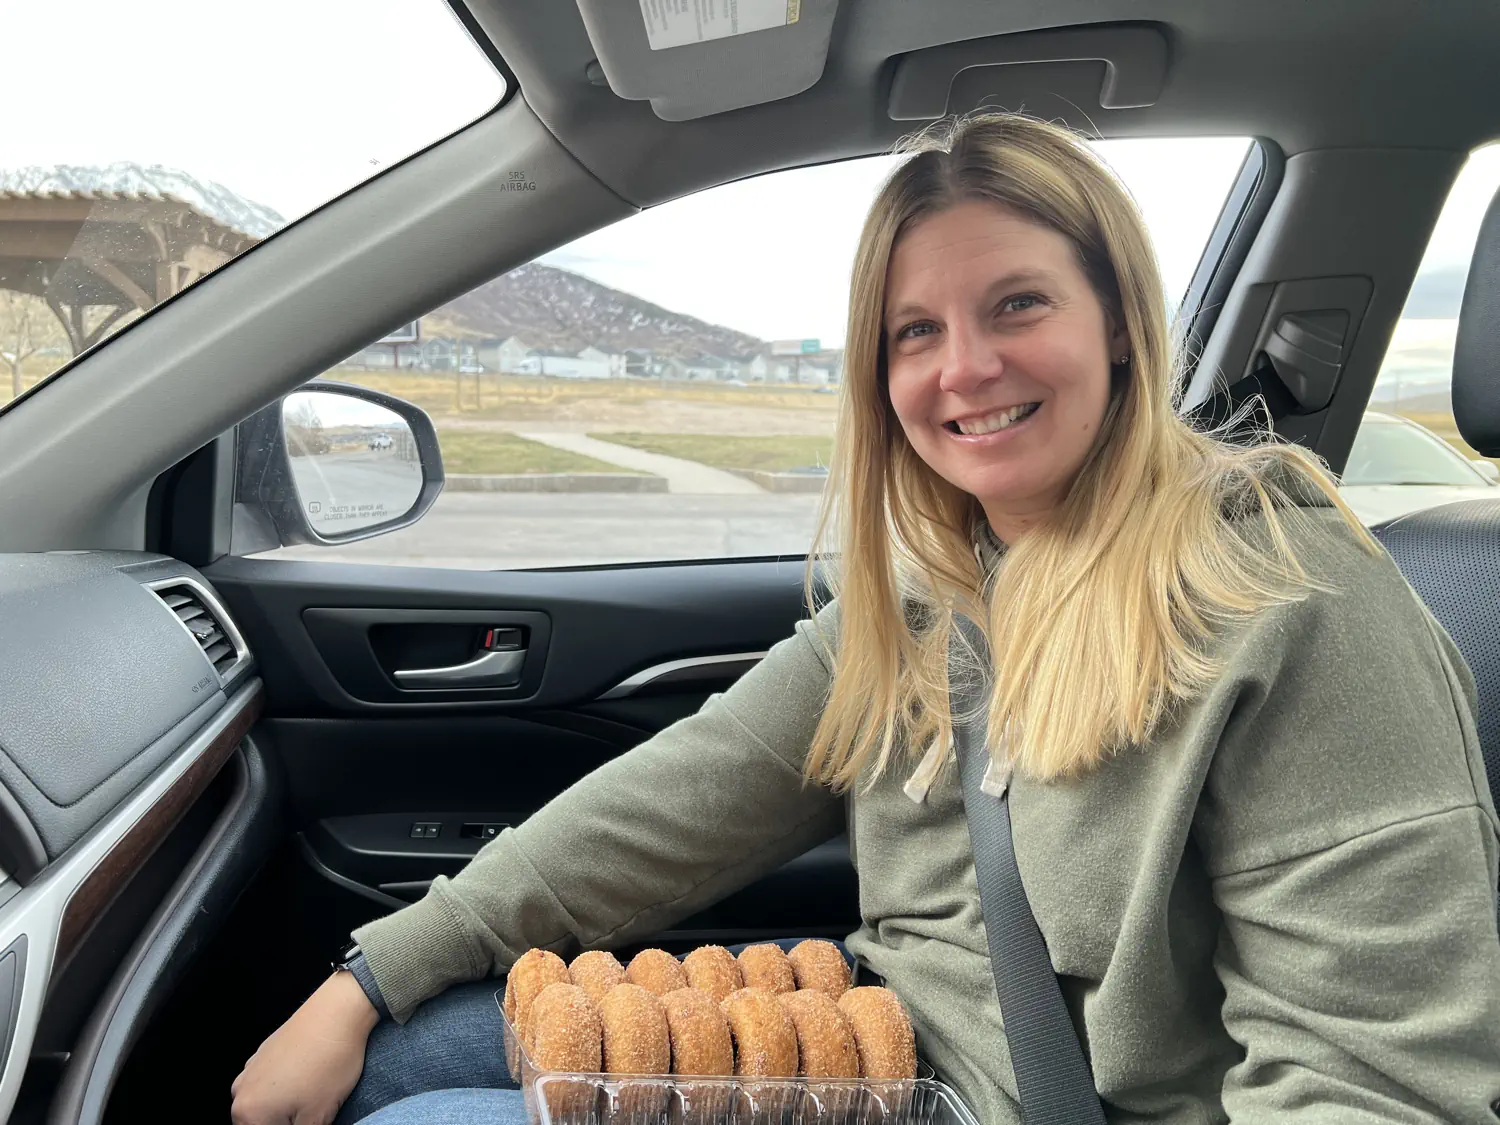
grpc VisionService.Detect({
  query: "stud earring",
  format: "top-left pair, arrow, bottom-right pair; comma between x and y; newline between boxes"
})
1115,353 -> 1131,365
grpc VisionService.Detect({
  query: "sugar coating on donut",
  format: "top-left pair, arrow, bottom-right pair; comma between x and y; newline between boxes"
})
736,944 -> 796,995
781,989 -> 859,1078
529,983 -> 603,1072
508,948 -> 572,1049
837,987 -> 917,1080
787,940 -> 852,999
626,948 -> 690,997
720,987 -> 799,1077
660,987 -> 734,1076
599,983 -> 670,1075
682,945 -> 744,1004
570,950 -> 627,1005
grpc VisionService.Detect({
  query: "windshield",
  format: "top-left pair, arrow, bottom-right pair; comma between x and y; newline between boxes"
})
0,0 -> 506,409
1342,417 -> 1488,486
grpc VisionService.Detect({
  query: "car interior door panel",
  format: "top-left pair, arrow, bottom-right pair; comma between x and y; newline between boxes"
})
203,555 -> 817,713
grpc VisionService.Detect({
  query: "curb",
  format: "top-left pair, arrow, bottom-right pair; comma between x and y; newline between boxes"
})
445,473 -> 668,493
729,469 -> 828,493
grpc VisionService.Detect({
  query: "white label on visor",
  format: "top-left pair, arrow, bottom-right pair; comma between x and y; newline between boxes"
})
638,0 -> 800,51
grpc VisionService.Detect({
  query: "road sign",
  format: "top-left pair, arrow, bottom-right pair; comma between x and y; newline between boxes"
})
771,338 -> 820,356
378,321 -> 421,345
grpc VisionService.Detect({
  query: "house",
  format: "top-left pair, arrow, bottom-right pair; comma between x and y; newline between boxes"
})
578,345 -> 627,377
623,348 -> 661,378
419,338 -> 456,370
477,335 -> 534,374
743,354 -> 794,383
682,354 -> 735,381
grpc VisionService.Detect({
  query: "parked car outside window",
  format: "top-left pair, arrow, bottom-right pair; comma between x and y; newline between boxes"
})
1338,410 -> 1498,525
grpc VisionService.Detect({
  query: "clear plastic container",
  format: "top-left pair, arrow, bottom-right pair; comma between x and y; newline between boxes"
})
497,991 -> 980,1125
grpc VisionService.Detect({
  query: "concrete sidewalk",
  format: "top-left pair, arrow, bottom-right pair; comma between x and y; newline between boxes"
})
517,432 -> 764,495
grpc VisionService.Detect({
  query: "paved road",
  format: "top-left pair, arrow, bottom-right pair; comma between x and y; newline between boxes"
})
288,450 -> 422,535
257,490 -> 824,570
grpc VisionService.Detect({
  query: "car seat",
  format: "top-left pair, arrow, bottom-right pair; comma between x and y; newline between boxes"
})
1372,182 -> 1500,916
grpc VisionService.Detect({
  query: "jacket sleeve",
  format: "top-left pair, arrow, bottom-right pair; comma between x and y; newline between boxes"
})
353,606 -> 845,1022
1197,540 -> 1500,1122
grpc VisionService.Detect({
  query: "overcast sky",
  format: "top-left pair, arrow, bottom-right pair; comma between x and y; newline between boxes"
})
4,1 -> 1499,350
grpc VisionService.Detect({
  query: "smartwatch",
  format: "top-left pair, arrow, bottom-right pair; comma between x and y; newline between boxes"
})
334,940 -> 391,1022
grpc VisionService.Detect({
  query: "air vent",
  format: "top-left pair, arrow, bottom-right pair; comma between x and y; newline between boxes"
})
146,579 -> 249,681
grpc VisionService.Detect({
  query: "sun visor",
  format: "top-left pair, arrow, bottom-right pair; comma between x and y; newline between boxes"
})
888,23 -> 1169,122
573,0 -> 840,122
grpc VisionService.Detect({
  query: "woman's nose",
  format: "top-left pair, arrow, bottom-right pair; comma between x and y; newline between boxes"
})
937,320 -> 1004,394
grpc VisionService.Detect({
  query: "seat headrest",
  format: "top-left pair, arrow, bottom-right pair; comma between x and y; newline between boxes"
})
1453,185 -> 1500,457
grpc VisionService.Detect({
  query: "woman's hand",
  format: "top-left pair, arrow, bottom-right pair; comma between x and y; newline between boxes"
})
230,969 -> 380,1125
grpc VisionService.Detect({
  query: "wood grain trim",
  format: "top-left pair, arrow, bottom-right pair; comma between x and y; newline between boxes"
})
52,684 -> 264,976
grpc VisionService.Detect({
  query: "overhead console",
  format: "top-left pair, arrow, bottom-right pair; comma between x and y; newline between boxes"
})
886,23 -> 1169,121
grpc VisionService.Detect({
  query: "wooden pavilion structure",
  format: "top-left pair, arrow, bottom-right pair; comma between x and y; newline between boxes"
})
0,191 -> 261,356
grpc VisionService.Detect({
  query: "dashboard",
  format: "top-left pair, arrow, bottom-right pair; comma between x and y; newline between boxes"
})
0,552 -> 262,1122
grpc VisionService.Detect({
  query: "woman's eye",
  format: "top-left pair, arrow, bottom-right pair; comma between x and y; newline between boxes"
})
1002,294 -> 1042,314
895,321 -> 936,341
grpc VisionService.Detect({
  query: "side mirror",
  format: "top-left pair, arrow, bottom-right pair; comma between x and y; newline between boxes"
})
233,380 -> 444,549
1472,458 -> 1500,485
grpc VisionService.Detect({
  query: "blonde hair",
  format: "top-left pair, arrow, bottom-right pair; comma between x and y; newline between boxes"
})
805,112 -> 1376,790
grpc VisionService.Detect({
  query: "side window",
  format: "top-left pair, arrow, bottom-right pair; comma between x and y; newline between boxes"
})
247,139 -> 1252,570
1340,145 -> 1500,527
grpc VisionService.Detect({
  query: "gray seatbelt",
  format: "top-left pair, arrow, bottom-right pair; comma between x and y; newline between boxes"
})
951,615 -> 1108,1125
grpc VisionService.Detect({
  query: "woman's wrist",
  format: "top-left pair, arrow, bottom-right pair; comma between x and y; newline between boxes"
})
323,966 -> 381,1034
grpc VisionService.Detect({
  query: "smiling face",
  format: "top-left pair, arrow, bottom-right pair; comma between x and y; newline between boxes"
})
883,199 -> 1128,542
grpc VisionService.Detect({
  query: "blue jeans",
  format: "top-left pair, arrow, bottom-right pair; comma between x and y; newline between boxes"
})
340,941 -> 856,1125
335,980 -> 519,1125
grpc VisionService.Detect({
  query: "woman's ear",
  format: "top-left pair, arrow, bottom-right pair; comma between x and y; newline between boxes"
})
1108,321 -> 1132,365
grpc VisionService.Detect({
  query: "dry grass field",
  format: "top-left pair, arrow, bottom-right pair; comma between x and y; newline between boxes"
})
325,369 -> 839,436
600,432 -> 834,473
434,430 -> 633,475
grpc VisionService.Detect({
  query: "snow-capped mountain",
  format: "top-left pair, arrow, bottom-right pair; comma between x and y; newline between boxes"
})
427,262 -> 768,361
0,162 -> 285,239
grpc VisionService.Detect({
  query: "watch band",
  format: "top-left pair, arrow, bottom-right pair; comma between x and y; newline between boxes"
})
336,943 -> 391,1021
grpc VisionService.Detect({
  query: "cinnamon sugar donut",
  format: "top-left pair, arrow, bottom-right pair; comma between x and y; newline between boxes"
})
507,948 -> 572,1052
599,983 -> 672,1119
529,983 -> 605,1121
837,987 -> 917,1079
660,987 -> 734,1076
720,987 -> 799,1077
736,944 -> 796,995
529,983 -> 603,1072
780,990 -> 859,1078
682,944 -> 743,1003
626,948 -> 690,997
569,950 -> 627,1005
787,940 -> 851,999
598,983 -> 671,1074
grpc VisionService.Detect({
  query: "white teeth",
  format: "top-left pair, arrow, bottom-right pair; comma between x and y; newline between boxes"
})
955,403 -> 1036,435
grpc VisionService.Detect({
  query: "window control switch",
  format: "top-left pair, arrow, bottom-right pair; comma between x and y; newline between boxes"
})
459,822 -> 507,841
410,822 -> 441,839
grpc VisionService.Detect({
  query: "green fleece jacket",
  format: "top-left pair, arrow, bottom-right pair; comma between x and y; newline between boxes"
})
354,508 -> 1500,1123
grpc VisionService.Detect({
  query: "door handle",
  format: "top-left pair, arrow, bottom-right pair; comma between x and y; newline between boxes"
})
393,648 -> 525,689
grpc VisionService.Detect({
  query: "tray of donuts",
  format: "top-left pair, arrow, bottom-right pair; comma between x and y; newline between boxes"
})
499,940 -> 978,1125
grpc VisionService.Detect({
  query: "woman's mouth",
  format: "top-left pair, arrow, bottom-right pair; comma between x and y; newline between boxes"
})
943,402 -> 1040,436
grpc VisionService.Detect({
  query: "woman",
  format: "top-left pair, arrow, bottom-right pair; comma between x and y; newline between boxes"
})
231,112 -> 1500,1125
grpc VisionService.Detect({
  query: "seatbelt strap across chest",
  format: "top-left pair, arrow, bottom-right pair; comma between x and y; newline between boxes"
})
950,614 -> 1108,1125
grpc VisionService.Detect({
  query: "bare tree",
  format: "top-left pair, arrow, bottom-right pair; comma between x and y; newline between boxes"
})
0,291 -> 67,400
